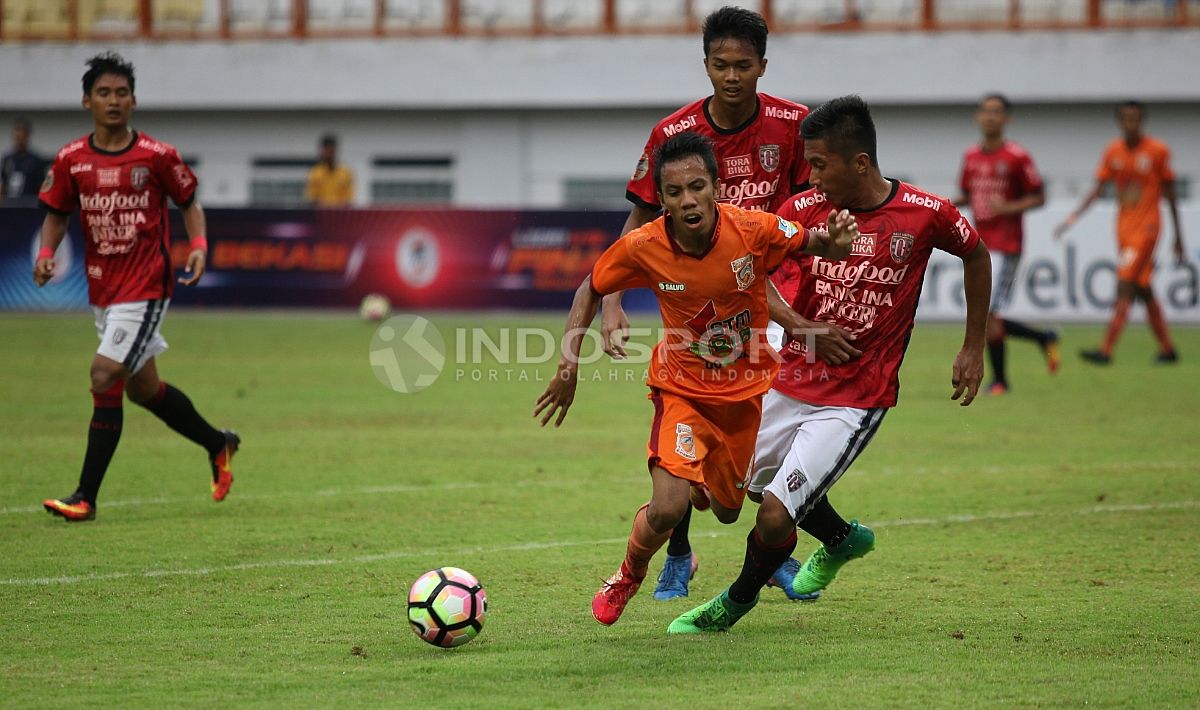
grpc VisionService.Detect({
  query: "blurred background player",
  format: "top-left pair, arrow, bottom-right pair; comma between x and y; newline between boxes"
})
600,5 -> 812,600
305,133 -> 355,207
35,52 -> 239,521
670,95 -> 990,634
534,132 -> 856,627
1055,101 -> 1186,364
1,117 -> 49,203
955,93 -> 1058,395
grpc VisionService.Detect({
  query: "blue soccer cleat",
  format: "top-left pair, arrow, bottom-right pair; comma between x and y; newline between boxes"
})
653,552 -> 698,600
766,557 -> 821,601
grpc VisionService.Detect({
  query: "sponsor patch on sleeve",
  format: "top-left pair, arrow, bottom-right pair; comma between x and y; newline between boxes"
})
776,216 -> 799,239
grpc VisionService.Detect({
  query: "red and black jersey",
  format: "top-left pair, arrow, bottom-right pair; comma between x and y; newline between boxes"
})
626,94 -> 809,214
958,140 -> 1043,255
774,180 -> 981,409
39,131 -> 197,307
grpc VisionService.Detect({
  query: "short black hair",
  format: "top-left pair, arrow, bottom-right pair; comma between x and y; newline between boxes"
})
653,132 -> 719,192
1116,100 -> 1145,117
801,94 -> 879,167
320,134 -> 338,148
83,52 -> 135,95
702,6 -> 768,59
979,93 -> 1012,112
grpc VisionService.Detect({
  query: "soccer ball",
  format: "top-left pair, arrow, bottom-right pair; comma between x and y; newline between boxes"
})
360,293 -> 391,322
407,567 -> 488,648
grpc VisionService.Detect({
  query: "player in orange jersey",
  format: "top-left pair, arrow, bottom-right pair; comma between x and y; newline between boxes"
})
534,132 -> 857,627
1055,101 -> 1186,364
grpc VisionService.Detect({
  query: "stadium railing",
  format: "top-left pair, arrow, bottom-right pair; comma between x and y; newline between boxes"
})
1,0 -> 1196,40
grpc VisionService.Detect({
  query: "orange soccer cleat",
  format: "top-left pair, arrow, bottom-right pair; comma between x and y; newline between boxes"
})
210,430 -> 241,502
592,561 -> 644,626
43,493 -> 96,522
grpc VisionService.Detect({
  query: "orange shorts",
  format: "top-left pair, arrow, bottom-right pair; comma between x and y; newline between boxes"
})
1117,238 -> 1157,288
645,388 -> 763,511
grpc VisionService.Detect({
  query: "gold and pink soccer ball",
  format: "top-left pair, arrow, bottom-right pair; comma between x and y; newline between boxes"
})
407,567 -> 488,648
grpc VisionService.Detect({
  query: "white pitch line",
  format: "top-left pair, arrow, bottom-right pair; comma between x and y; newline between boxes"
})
1,500 -> 1195,588
5,458 -> 1195,517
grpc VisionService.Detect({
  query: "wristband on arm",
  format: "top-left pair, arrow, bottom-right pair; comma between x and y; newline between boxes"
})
190,235 -> 208,251
37,246 -> 54,260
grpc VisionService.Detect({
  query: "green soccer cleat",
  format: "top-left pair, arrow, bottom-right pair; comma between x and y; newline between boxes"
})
791,520 -> 875,597
667,589 -> 757,635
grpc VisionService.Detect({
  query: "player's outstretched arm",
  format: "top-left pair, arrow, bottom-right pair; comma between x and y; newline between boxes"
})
600,204 -> 658,358
178,201 -> 208,286
802,209 -> 858,260
1055,182 -> 1103,240
535,276 -> 603,428
32,212 -> 69,287
767,279 -> 860,365
1164,180 -> 1186,263
952,242 -> 990,406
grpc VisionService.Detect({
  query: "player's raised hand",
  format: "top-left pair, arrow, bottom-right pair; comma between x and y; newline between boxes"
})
1052,214 -> 1076,241
33,257 -> 55,287
534,365 -> 579,427
178,249 -> 206,286
950,345 -> 984,406
600,300 -> 630,359
825,208 -> 859,257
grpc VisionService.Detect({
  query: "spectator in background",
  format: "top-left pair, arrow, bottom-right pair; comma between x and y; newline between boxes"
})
1,118 -> 49,202
305,133 -> 354,207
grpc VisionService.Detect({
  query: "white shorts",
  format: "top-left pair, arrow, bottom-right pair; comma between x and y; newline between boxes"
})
93,299 -> 170,375
990,252 -> 1020,314
749,388 -> 887,521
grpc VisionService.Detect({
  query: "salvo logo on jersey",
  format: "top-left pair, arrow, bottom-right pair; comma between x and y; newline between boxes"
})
129,166 -> 149,191
852,232 -> 876,257
658,281 -> 686,292
730,254 -> 755,290
663,115 -> 699,138
889,232 -> 914,264
675,423 -> 697,460
759,144 -> 781,173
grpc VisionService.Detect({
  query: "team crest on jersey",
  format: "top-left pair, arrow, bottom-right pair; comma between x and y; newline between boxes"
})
889,232 -> 915,264
851,232 -> 876,257
675,423 -> 697,460
730,254 -> 755,290
632,151 -> 650,181
129,166 -> 150,191
40,170 -> 54,192
1136,154 -> 1152,173
786,469 -> 807,492
758,144 -> 781,173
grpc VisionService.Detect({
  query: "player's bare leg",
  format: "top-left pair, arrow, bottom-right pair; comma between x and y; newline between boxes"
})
43,355 -> 127,522
127,357 -> 240,501
1083,281 -> 1137,364
594,467 -> 691,625
1139,287 -> 1178,363
986,312 -> 1009,394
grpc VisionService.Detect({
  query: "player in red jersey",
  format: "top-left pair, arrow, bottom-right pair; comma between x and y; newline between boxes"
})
1055,101 -> 1186,365
956,94 -> 1058,396
670,95 -> 990,634
603,5 -> 812,600
34,53 -> 238,522
534,132 -> 857,627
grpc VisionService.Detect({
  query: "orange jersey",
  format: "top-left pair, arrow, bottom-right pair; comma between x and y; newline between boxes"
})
590,203 -> 811,404
1096,136 -> 1175,244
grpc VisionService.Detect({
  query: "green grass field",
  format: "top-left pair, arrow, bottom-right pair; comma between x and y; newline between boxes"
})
1,311 -> 1198,708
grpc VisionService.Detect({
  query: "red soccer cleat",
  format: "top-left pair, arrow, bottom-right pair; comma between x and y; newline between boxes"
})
210,429 -> 241,502
43,493 -> 96,522
592,561 -> 644,626
689,483 -> 712,512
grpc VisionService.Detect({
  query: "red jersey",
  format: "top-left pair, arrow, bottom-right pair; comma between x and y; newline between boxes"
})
626,94 -> 809,214
591,203 -> 811,404
39,131 -> 197,307
958,140 -> 1042,255
774,181 -> 981,409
